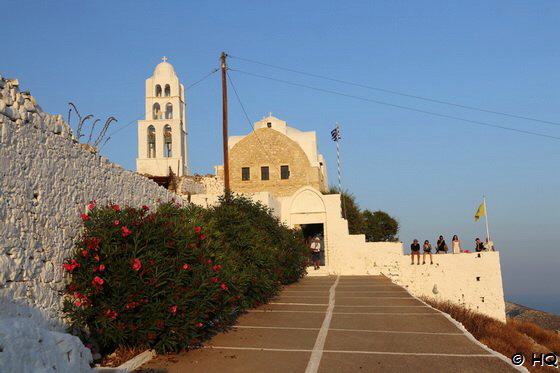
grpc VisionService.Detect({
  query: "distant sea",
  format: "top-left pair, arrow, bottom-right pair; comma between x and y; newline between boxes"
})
509,294 -> 560,316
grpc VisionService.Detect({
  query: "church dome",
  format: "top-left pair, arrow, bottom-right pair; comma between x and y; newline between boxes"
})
153,59 -> 177,77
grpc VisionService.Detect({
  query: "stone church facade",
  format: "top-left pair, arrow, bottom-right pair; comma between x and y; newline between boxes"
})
224,115 -> 328,196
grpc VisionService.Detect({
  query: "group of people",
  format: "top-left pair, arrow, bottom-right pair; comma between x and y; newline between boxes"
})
410,235 -> 495,265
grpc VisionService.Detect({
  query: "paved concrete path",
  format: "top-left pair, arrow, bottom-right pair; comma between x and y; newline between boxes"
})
137,276 -> 519,373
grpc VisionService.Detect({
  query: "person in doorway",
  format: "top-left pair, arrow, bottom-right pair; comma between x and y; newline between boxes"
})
310,236 -> 321,270
484,238 -> 495,251
436,235 -> 447,254
423,240 -> 433,264
475,238 -> 485,252
410,239 -> 420,265
452,235 -> 462,254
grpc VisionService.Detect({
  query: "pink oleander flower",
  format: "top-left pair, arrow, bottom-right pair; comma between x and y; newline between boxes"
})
63,259 -> 80,272
207,259 -> 213,265
80,250 -> 89,257
198,234 -> 206,241
169,305 -> 178,315
132,258 -> 141,271
121,226 -> 132,237
125,302 -> 139,310
211,277 -> 219,283
111,204 -> 120,212
220,283 -> 229,291
142,205 -> 149,211
212,265 -> 222,272
92,276 -> 104,286
93,255 -> 100,262
195,322 -> 204,328
86,237 -> 101,250
81,213 -> 89,221
104,309 -> 118,320
113,220 -> 120,226
182,263 -> 191,270
194,226 -> 202,233
88,201 -> 96,210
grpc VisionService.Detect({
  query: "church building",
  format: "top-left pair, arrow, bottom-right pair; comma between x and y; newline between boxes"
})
134,59 -> 508,322
136,57 -> 189,177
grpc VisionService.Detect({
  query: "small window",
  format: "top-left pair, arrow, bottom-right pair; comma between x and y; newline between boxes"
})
280,165 -> 290,180
261,166 -> 269,180
241,167 -> 250,181
267,122 -> 272,128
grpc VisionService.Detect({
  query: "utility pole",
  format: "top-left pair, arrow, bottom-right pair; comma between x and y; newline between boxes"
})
221,52 -> 230,194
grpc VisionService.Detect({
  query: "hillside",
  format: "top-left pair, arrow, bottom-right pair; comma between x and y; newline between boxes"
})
506,301 -> 560,332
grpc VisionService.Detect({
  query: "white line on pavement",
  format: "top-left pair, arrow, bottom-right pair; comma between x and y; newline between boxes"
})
267,303 -> 427,307
269,302 -> 329,306
248,310 -> 443,315
232,325 -> 464,336
206,346 -> 496,358
305,275 -> 340,373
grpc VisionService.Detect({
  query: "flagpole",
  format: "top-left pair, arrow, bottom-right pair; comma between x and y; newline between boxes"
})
336,122 -> 341,192
333,122 -> 346,219
484,196 -> 490,241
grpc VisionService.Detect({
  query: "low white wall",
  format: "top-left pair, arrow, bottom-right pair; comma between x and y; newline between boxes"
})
0,75 -> 183,372
392,251 -> 507,322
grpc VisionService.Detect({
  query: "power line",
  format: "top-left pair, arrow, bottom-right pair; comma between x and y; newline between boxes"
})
229,54 -> 560,127
226,71 -> 276,164
105,68 -> 220,139
186,67 -> 219,89
229,68 -> 560,141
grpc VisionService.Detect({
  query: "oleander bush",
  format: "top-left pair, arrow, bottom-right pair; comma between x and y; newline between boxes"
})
63,195 -> 308,354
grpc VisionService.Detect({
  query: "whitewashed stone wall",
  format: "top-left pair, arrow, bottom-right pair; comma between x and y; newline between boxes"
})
0,75 -> 181,372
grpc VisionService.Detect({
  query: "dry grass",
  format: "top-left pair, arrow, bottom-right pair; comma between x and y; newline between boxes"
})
422,298 -> 560,373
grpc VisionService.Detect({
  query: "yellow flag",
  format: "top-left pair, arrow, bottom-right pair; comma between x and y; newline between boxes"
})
474,201 -> 486,222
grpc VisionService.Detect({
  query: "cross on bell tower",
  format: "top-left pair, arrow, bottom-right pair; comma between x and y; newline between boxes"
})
136,57 -> 189,177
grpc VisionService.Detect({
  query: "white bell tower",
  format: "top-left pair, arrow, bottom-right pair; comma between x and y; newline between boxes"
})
136,57 -> 189,177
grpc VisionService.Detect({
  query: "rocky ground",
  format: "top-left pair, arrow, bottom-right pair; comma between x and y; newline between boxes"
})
505,301 -> 560,332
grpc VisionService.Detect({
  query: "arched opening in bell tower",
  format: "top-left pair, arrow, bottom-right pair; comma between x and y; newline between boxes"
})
147,125 -> 156,158
155,85 -> 162,97
164,125 -> 172,158
153,103 -> 161,120
164,84 -> 171,97
165,103 -> 173,119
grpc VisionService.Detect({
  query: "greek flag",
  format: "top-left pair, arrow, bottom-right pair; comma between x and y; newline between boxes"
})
330,127 -> 340,141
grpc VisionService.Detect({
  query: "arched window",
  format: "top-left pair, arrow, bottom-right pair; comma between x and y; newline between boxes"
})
155,85 -> 162,97
165,103 -> 173,119
152,103 -> 161,120
164,84 -> 171,97
164,125 -> 172,158
147,125 -> 156,158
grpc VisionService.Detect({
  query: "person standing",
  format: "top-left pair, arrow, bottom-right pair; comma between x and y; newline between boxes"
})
436,235 -> 447,254
310,236 -> 321,270
423,240 -> 433,264
410,239 -> 420,265
452,235 -> 462,254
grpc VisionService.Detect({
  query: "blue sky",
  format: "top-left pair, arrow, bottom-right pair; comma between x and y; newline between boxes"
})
4,1 -> 559,313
